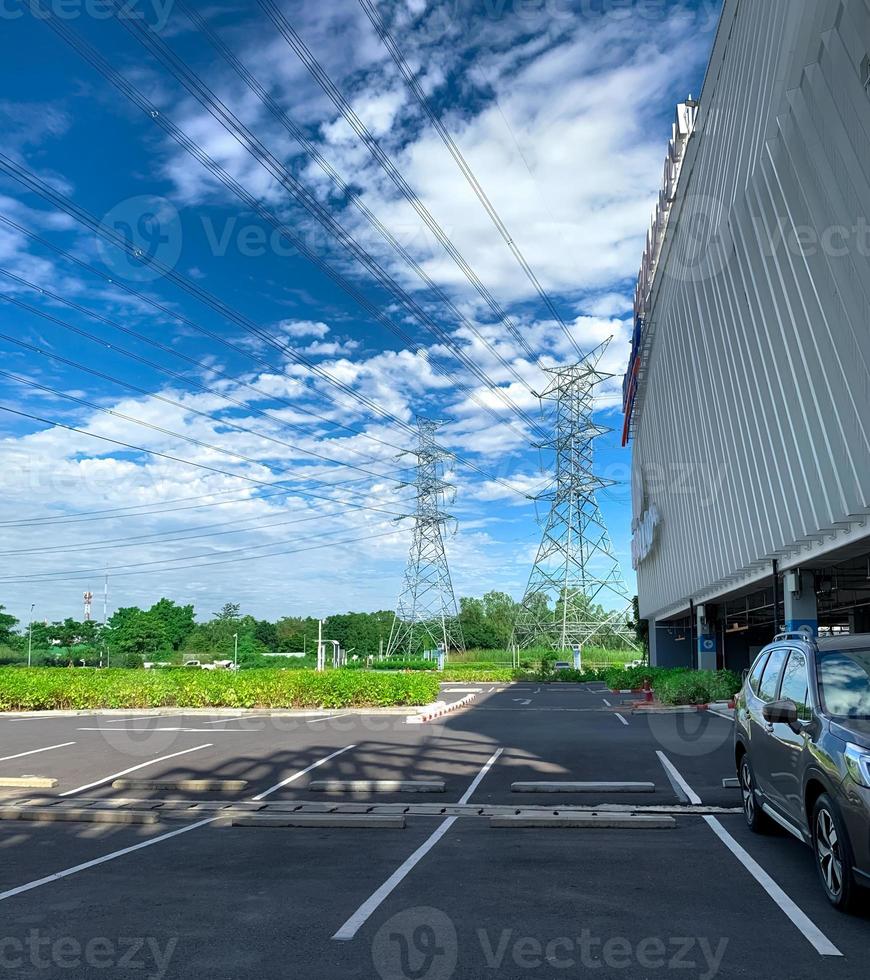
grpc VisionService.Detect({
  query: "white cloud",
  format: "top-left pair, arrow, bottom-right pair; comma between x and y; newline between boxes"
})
277,319 -> 331,339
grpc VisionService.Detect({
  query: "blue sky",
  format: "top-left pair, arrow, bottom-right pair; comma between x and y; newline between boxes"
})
0,0 -> 719,625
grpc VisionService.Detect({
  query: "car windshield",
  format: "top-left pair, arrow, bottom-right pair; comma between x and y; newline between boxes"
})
818,648 -> 870,718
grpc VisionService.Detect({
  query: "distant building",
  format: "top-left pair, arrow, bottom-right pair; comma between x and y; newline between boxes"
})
624,0 -> 870,669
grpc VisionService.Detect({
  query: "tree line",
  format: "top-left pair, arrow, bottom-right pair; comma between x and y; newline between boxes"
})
0,590 -> 636,667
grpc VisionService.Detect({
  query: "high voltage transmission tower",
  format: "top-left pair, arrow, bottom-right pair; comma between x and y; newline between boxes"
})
386,418 -> 465,657
512,343 -> 637,653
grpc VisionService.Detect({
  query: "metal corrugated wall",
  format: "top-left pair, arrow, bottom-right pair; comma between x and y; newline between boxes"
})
633,0 -> 870,621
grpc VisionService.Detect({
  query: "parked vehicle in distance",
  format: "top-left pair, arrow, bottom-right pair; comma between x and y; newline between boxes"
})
183,660 -> 202,668
734,631 -> 870,912
553,661 -> 572,671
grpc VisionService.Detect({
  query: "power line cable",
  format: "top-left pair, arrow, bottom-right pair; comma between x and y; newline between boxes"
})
0,290 -> 415,486
0,523 -> 400,584
0,403 -> 412,520
0,158 -> 530,498
257,0 -> 545,367
0,213 -> 413,461
175,0 -> 538,400
0,506 -> 358,556
0,474 -> 404,528
47,1 -> 545,443
0,501 -> 384,557
359,0 -> 586,360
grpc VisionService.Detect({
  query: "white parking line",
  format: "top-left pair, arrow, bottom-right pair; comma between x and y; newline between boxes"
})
0,741 -> 76,763
704,817 -> 841,956
614,712 -> 629,726
60,744 -> 213,797
0,818 -> 217,903
602,698 -> 612,707
306,713 -> 348,723
332,747 -> 503,942
251,744 -> 356,801
656,751 -> 701,805
97,716 -> 156,724
661,756 -> 841,957
77,728 -> 253,734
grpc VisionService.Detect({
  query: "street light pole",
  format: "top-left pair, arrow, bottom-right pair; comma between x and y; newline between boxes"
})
233,632 -> 239,669
27,603 -> 34,667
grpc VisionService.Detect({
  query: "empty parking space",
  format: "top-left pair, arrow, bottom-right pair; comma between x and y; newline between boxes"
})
0,681 -> 867,978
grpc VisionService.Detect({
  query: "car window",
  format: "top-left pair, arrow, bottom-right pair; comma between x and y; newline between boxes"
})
748,652 -> 769,696
818,647 -> 870,718
779,650 -> 811,720
758,647 -> 788,702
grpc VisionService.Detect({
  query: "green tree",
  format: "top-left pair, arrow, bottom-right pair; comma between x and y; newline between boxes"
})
0,605 -> 18,644
108,607 -> 170,657
149,599 -> 195,650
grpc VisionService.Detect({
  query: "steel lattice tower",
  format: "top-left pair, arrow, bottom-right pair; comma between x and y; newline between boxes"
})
386,418 -> 465,656
513,343 -> 637,652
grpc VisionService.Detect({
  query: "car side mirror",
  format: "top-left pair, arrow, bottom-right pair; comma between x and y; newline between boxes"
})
763,699 -> 800,731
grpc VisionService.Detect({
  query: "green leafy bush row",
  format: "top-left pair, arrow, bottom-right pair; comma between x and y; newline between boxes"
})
655,669 -> 741,705
0,667 -> 440,711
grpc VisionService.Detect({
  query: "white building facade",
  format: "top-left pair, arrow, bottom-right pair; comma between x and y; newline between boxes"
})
624,0 -> 870,669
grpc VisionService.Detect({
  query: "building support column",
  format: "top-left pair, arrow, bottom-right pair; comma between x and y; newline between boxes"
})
696,604 -> 718,671
783,570 -> 818,635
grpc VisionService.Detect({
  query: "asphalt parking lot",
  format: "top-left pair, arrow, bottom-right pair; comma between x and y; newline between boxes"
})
1,683 -> 868,979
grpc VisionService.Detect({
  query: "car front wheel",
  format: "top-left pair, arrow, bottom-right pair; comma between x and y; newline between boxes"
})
812,794 -> 860,913
739,753 -> 771,833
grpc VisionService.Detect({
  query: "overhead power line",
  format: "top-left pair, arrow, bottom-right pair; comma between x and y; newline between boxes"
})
175,0 -> 537,400
359,0 -> 585,360
256,0 -> 545,367
0,287 -> 413,486
0,500 -> 375,557
0,156 -> 530,500
48,1 -> 545,443
0,524 -> 401,584
0,214 -> 411,463
0,403 -> 411,521
0,474 -> 402,528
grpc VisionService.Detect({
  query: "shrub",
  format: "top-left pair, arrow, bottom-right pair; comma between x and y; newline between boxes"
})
0,667 -> 439,711
655,669 -> 741,705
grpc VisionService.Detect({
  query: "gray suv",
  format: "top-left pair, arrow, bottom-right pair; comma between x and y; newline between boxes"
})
734,631 -> 870,912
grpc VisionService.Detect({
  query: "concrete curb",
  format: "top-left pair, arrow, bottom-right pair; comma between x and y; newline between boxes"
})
0,806 -> 158,824
510,781 -> 656,793
406,692 -> 477,724
112,778 -> 248,792
309,780 -> 445,793
490,813 -> 676,829
229,814 -> 406,829
0,776 -> 58,788
0,706 -> 425,718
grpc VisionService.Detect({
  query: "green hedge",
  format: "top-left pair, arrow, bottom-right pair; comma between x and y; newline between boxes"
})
655,669 -> 741,705
0,667 -> 440,711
